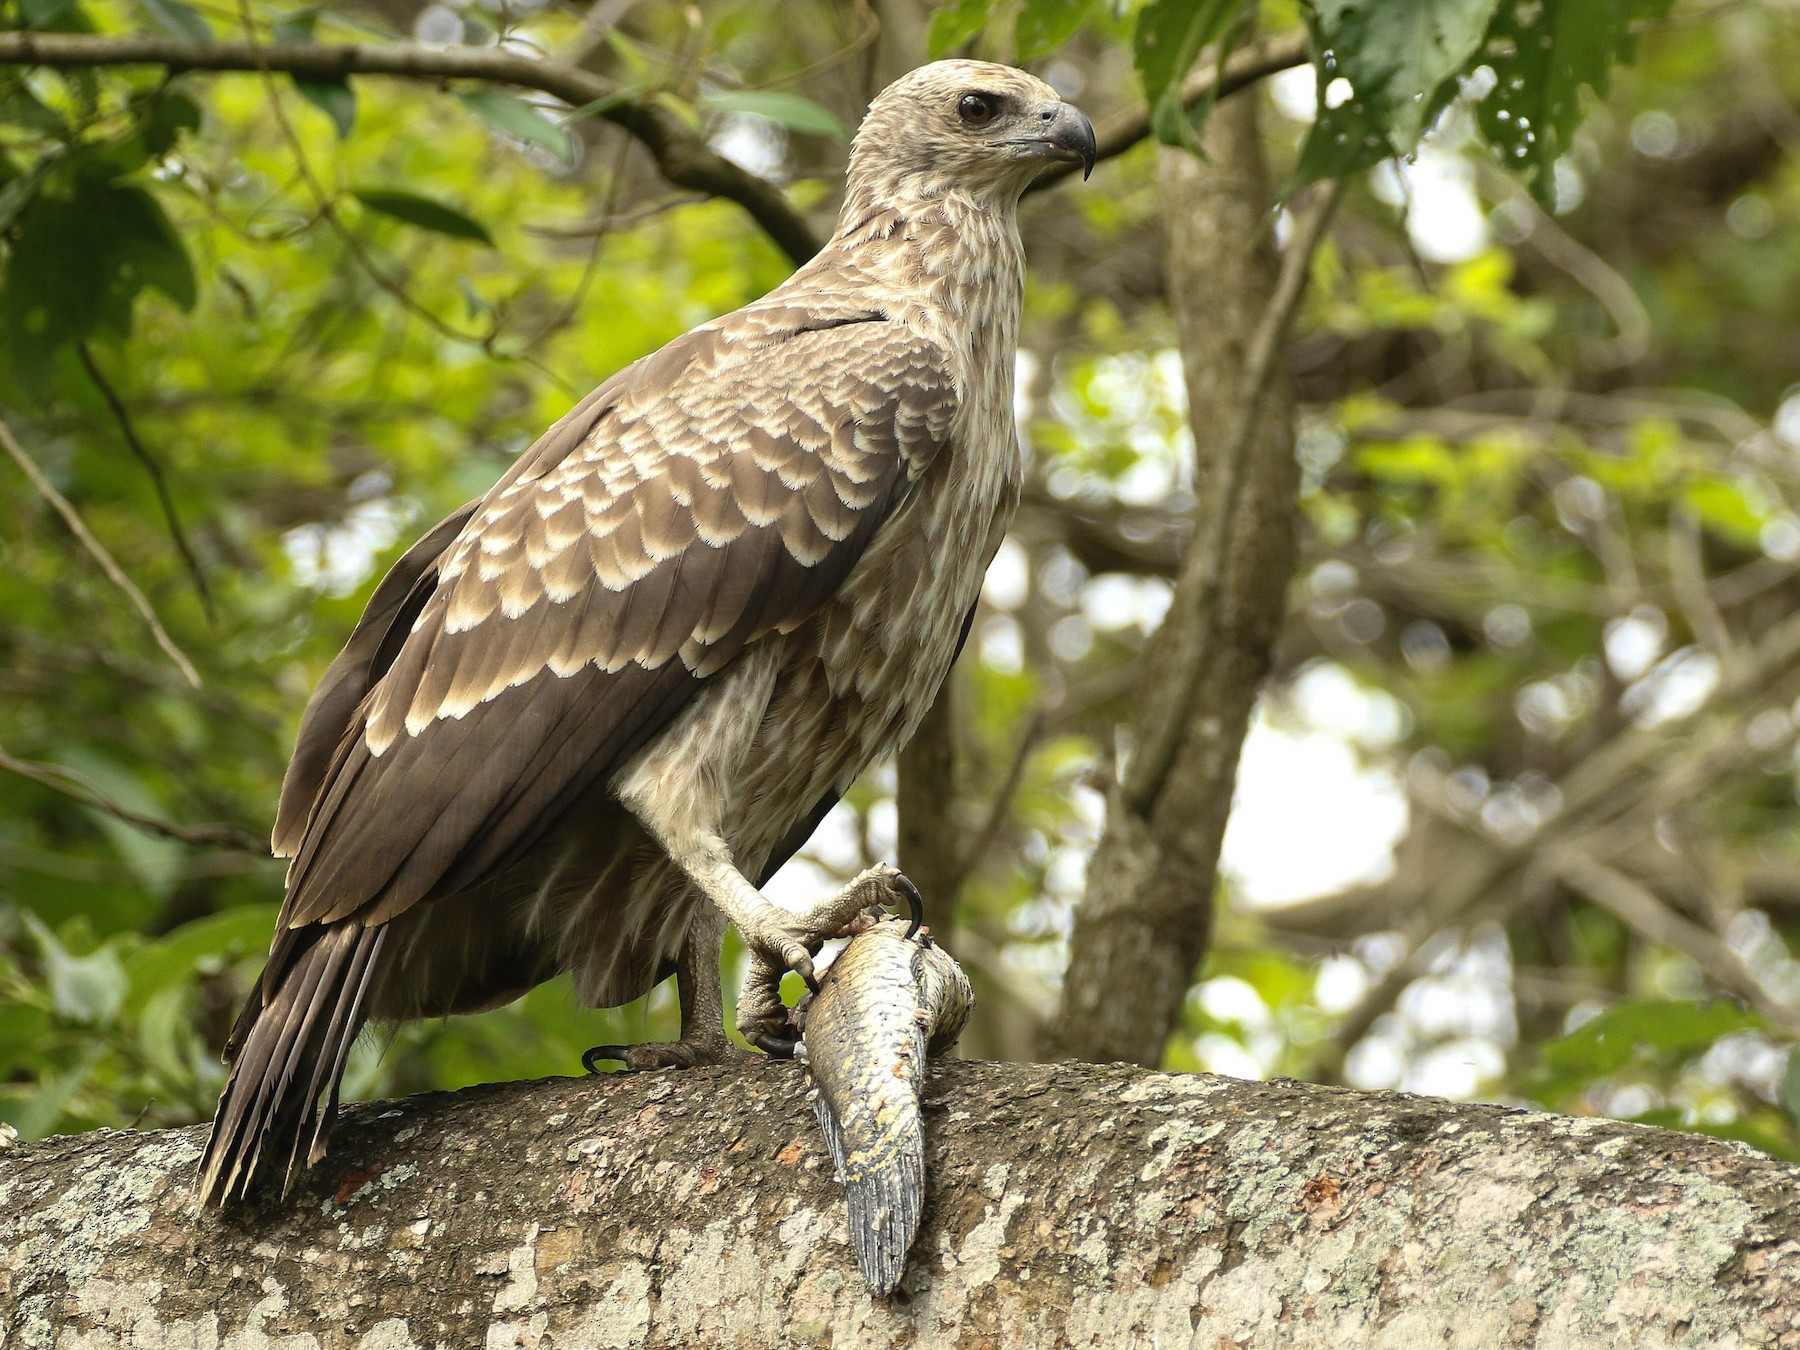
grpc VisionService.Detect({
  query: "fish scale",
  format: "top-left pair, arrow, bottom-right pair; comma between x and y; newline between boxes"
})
798,919 -> 974,1296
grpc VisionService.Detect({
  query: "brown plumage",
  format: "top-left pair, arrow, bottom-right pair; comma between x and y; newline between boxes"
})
199,60 -> 1094,1205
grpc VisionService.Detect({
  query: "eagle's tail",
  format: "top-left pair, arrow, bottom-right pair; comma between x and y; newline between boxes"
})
197,922 -> 386,1206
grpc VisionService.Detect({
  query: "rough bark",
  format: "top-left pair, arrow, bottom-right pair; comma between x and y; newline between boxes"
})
1047,92 -> 1303,1065
6,1063 -> 1800,1348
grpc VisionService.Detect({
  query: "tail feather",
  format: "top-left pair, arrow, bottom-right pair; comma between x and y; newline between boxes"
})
308,924 -> 385,1167
198,923 -> 386,1206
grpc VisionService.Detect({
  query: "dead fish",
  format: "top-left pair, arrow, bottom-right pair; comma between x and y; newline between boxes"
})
797,916 -> 974,1296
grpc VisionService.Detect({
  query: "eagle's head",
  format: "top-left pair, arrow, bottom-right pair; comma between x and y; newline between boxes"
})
847,60 -> 1096,207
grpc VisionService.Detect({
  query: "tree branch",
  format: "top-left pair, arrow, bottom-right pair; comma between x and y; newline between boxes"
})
0,30 -> 825,265
1125,178 -> 1343,816
0,416 -> 201,688
0,27 -> 1314,264
1047,92 -> 1312,1067
5,1061 -> 1799,1345
0,742 -> 262,851
76,341 -> 214,621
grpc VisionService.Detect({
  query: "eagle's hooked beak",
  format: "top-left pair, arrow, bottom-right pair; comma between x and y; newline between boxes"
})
1014,101 -> 1098,180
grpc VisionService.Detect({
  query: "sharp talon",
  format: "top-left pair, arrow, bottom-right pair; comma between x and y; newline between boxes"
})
751,1030 -> 799,1058
583,1045 -> 629,1074
795,953 -> 819,992
892,874 -> 924,939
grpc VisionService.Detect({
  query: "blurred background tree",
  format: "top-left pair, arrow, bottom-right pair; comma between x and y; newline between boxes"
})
4,0 -> 1800,1164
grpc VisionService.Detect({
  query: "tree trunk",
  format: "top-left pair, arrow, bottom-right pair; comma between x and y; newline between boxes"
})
5,1062 -> 1800,1348
1047,91 -> 1304,1065
897,688 -> 961,947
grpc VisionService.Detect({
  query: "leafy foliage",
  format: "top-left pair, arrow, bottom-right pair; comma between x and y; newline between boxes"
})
459,89 -> 574,165
351,188 -> 496,244
1296,0 -> 1492,179
1473,0 -> 1674,203
699,89 -> 846,138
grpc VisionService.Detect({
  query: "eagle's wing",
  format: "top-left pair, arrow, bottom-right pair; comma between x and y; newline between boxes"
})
272,306 -> 956,949
269,373 -> 634,857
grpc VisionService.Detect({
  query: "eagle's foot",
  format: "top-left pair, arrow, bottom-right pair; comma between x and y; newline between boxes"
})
737,950 -> 801,1057
582,1031 -> 748,1073
734,864 -> 922,1055
743,863 -> 921,988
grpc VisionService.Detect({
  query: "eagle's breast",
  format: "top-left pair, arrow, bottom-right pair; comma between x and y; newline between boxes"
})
726,202 -> 1028,870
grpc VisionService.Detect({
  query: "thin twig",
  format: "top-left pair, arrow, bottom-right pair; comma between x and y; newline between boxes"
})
231,4 -> 486,344
953,711 -> 1048,885
525,192 -> 709,239
1306,645 -> 1800,1082
0,742 -> 259,850
1554,853 -> 1800,1040
1479,166 -> 1652,370
0,417 -> 201,687
76,342 -> 214,621
1669,508 -> 1734,663
520,132 -> 635,353
1125,178 -> 1345,817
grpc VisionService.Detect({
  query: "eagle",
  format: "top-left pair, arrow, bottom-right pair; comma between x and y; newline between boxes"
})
199,60 -> 1094,1205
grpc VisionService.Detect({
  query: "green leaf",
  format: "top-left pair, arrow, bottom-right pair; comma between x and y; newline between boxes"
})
1475,0 -> 1674,207
295,77 -> 356,139
2,1048 -> 103,1140
604,29 -> 657,84
1296,0 -> 1495,183
18,0 -> 84,29
1682,477 -> 1767,547
24,913 -> 127,1025
108,182 -> 198,312
459,90 -> 572,164
352,188 -> 495,245
136,0 -> 212,40
140,89 -> 201,155
0,177 -> 196,380
0,1004 -> 51,1078
561,87 -> 641,124
0,157 -> 55,235
1543,999 -> 1762,1081
271,6 -> 318,41
1016,0 -> 1092,60
0,86 -> 66,133
927,0 -> 990,58
700,90 -> 846,140
119,904 -> 280,1022
1134,0 -> 1238,150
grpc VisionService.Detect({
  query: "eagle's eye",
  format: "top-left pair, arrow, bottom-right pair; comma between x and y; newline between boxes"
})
958,93 -> 999,127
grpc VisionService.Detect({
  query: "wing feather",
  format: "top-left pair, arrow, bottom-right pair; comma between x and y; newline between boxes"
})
272,500 -> 480,856
272,310 -> 955,947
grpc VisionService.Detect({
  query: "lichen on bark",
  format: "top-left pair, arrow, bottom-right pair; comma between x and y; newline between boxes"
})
4,1062 -> 1800,1348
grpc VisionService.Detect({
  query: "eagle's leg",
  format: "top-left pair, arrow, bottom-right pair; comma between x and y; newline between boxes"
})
736,897 -> 901,1057
583,904 -> 748,1071
617,781 -> 917,1042
730,864 -> 919,1053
